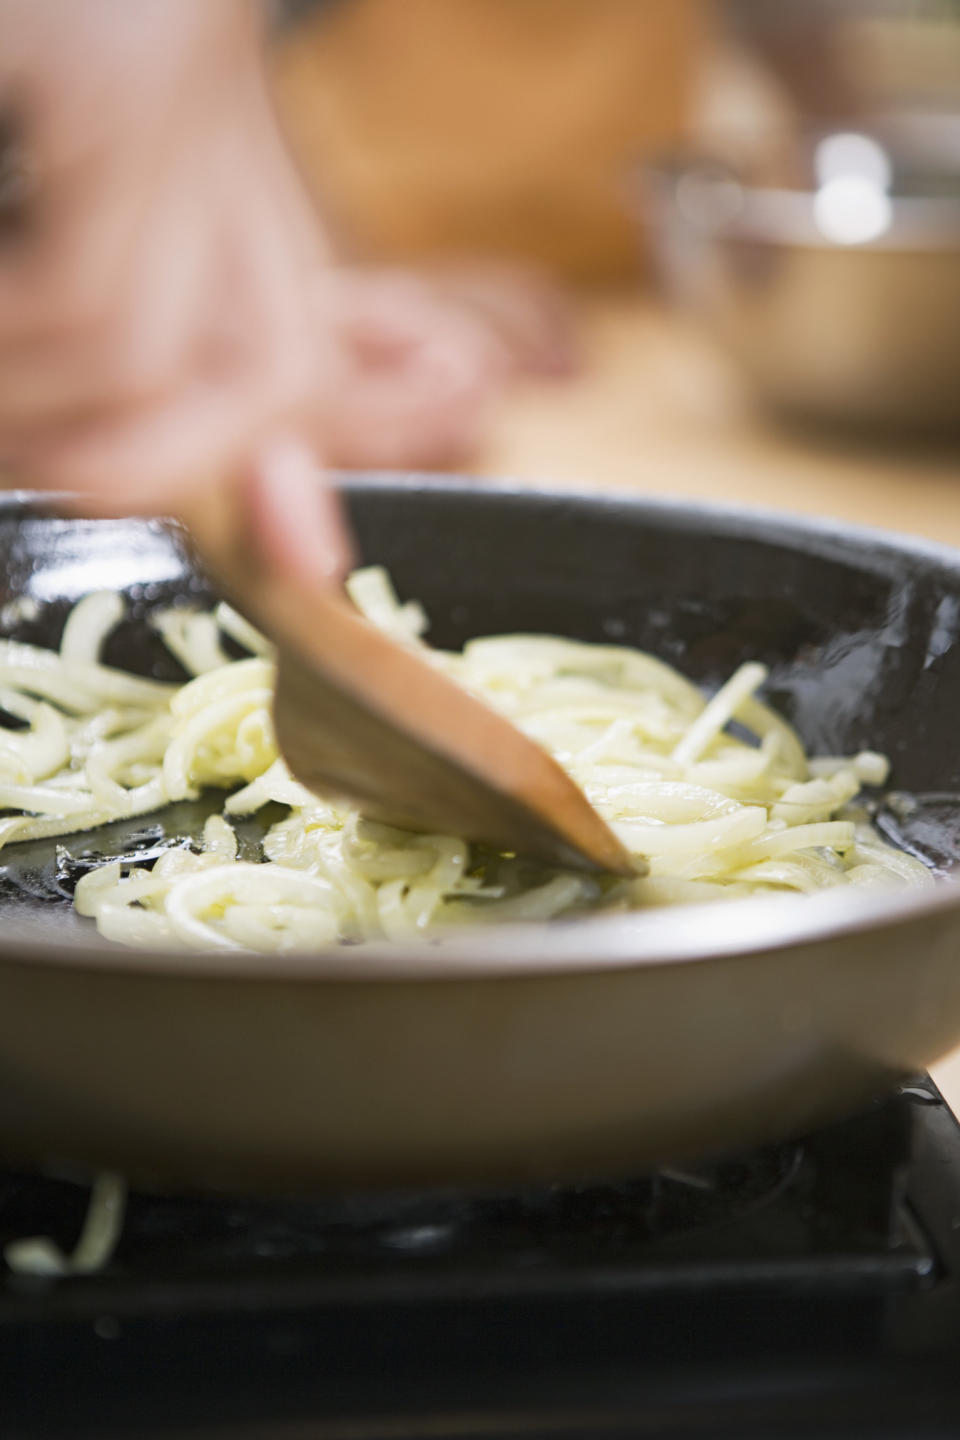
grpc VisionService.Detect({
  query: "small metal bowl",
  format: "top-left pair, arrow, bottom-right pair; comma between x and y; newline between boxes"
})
641,122 -> 960,434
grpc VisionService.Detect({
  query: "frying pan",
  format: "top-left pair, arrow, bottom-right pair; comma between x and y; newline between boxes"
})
2,475 -> 960,1195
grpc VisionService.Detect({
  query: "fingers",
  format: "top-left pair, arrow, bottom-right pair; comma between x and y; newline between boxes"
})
422,262 -> 581,378
13,338 -> 314,505
315,270 -> 508,470
0,214 -> 206,430
308,263 -> 580,473
244,434 -> 353,590
0,20 -> 327,511
1,128 -> 323,505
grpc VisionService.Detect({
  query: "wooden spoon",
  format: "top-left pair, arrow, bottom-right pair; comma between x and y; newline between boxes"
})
179,483 -> 637,877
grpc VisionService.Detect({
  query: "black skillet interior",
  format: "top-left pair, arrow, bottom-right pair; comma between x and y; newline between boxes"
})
1,477 -> 959,946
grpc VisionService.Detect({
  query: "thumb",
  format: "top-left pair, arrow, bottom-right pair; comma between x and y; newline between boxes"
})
244,434 -> 355,592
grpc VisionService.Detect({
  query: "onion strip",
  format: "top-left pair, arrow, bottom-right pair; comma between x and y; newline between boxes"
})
0,567 -> 931,952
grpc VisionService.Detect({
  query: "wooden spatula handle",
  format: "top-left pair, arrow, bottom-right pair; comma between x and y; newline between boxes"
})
177,476 -> 637,877
176,482 -> 257,601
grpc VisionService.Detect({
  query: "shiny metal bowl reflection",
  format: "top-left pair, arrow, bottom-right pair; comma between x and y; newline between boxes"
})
641,148 -> 960,433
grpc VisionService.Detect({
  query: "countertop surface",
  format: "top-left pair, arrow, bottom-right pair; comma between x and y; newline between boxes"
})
476,292 -> 960,1113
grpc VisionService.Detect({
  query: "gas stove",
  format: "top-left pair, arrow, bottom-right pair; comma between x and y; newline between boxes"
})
2,1078 -> 960,1439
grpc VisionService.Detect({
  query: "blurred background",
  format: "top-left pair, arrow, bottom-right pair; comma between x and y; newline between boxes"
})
272,0 -> 960,539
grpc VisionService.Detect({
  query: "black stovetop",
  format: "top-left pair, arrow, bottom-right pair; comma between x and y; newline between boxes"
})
2,1078 -> 960,1440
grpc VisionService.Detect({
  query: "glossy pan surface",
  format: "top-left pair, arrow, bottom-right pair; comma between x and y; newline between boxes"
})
1,477 -> 960,1193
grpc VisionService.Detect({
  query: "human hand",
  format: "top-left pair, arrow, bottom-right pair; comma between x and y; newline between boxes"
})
315,264 -> 579,472
0,0 -> 351,579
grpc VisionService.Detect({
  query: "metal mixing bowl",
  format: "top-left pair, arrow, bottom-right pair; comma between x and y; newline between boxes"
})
641,121 -> 960,433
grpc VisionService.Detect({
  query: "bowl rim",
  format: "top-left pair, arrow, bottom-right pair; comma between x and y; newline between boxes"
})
640,159 -> 960,253
3,475 -> 960,984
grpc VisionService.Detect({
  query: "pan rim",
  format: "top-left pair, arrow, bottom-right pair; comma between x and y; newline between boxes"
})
1,477 -> 959,983
0,878 -> 957,981
8,474 -> 960,581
